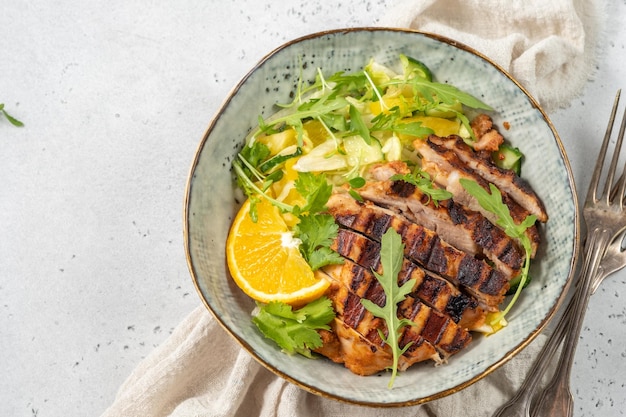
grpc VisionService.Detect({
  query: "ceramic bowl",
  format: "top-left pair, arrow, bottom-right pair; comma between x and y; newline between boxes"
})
184,28 -> 579,406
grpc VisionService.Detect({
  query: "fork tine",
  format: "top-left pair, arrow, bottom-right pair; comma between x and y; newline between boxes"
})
605,94 -> 626,204
589,89 -> 621,203
616,107 -> 626,210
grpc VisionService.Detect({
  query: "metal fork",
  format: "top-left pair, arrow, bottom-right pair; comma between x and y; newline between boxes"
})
530,90 -> 626,416
491,232 -> 626,417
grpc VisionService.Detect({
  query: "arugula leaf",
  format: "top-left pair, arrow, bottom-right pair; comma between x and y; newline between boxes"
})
258,147 -> 302,173
459,179 -> 535,326
349,104 -> 371,145
361,228 -> 416,388
390,168 -> 452,205
232,159 -> 293,220
391,121 -> 434,138
460,180 -> 536,238
258,93 -> 349,147
347,177 -> 366,202
252,296 -> 335,357
0,103 -> 24,127
348,176 -> 366,188
324,70 -> 370,98
294,214 -> 343,271
405,78 -> 493,111
370,108 -> 434,138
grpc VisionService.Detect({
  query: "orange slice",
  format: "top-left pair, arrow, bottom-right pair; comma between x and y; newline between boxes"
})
226,198 -> 329,306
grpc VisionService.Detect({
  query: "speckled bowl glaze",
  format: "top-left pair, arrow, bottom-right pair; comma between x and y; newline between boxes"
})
184,28 -> 579,406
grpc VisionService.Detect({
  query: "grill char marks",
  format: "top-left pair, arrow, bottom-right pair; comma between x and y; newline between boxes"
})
332,226 -> 507,312
315,315 -> 437,376
317,275 -> 440,376
328,194 -> 509,311
426,134 -> 548,223
358,166 -> 524,279
321,266 -> 471,373
323,257 -> 481,334
415,135 -> 540,257
324,259 -> 472,343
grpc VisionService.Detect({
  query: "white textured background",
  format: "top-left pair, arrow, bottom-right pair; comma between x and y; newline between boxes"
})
2,1 -> 626,416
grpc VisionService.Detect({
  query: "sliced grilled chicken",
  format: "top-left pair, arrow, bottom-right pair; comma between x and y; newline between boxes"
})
323,274 -> 472,363
322,257 -> 486,331
315,315 -> 439,376
470,113 -> 504,152
427,134 -> 548,223
331,226 -> 508,312
322,255 -> 481,334
359,163 -> 524,279
415,135 -> 540,257
327,193 -> 495,321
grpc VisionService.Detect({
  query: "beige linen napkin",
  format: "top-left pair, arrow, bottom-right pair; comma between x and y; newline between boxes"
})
101,1 -> 605,416
377,0 -> 605,112
101,305 -> 548,417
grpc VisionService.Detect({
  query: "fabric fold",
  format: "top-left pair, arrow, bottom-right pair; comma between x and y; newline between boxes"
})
101,306 -> 551,417
376,0 -> 606,112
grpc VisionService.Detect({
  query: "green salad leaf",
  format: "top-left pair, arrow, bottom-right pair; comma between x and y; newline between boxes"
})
0,103 -> 24,127
361,228 -> 416,388
390,168 -> 453,206
294,213 -> 343,271
253,296 -> 336,358
459,179 -> 536,326
293,172 -> 333,215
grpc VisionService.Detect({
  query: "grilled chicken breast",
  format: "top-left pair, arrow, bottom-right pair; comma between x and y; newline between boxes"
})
358,163 -> 525,279
415,135 -> 541,257
426,134 -> 548,222
320,274 -> 471,373
331,225 -> 508,311
310,115 -> 545,378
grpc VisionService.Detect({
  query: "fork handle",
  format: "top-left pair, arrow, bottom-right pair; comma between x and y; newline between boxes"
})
531,229 -> 612,417
491,298 -> 574,417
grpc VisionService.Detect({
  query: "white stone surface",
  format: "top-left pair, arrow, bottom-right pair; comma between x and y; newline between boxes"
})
1,1 -> 625,416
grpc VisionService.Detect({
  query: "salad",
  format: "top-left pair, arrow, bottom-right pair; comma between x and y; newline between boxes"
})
226,54 -> 542,386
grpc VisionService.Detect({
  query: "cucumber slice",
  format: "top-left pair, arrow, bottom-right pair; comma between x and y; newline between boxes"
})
492,144 -> 523,175
400,54 -> 433,82
343,135 -> 384,166
424,102 -> 463,119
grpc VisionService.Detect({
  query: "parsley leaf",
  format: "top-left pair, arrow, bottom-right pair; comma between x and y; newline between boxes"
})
252,296 -> 335,357
291,173 -> 342,270
293,172 -> 333,214
361,228 -> 416,388
294,214 -> 343,271
234,161 -> 343,271
459,179 -> 536,327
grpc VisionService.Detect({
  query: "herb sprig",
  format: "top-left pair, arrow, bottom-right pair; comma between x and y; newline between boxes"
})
459,179 -> 536,326
0,103 -> 24,127
361,228 -> 416,388
253,296 -> 336,357
390,168 -> 453,206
